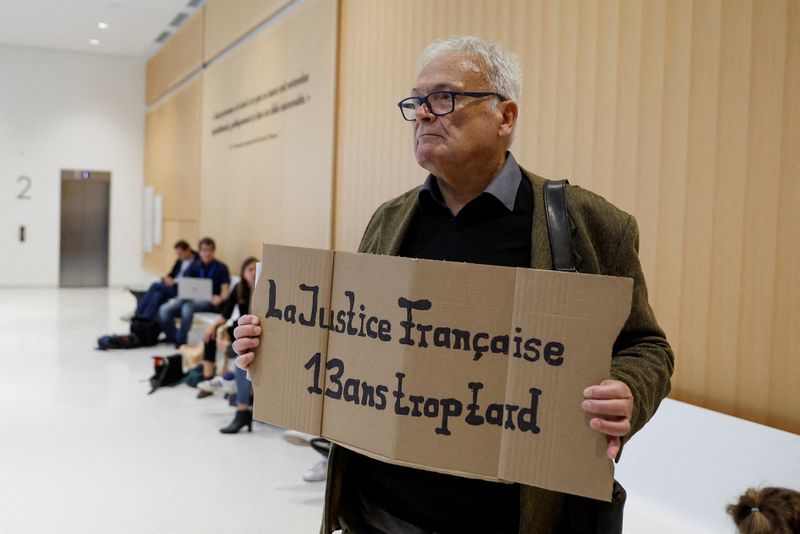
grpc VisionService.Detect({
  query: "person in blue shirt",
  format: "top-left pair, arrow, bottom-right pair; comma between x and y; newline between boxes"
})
158,237 -> 230,348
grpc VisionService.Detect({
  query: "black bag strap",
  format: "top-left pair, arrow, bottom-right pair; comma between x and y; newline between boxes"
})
543,179 -> 577,272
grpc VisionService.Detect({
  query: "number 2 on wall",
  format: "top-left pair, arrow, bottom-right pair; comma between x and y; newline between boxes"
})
17,176 -> 31,200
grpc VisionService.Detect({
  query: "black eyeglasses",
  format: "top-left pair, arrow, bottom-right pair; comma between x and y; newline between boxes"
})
397,91 -> 507,121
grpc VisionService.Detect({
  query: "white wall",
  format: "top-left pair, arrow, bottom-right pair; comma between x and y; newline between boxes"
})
0,44 -> 145,287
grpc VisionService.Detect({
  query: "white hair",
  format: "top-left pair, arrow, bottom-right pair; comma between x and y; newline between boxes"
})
417,36 -> 523,103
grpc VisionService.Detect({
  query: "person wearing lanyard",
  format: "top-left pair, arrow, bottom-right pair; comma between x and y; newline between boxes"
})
158,237 -> 230,352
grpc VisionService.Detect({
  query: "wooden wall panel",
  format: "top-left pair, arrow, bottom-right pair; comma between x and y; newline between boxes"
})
704,0 -> 752,415
144,76 -> 202,221
146,7 -> 204,104
334,0 -> 800,433
204,0 -> 292,63
677,0 -> 721,406
768,0 -> 800,433
143,76 -> 203,276
735,0 -> 787,423
142,220 -> 199,276
200,0 -> 337,269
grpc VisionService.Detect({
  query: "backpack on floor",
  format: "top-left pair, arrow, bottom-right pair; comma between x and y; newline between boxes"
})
131,316 -> 161,347
97,334 -> 141,351
183,364 -> 206,388
148,354 -> 185,394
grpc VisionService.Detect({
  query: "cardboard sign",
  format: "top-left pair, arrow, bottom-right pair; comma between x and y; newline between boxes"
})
249,244 -> 633,501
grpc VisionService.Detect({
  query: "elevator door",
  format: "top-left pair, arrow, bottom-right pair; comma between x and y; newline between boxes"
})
59,170 -> 110,287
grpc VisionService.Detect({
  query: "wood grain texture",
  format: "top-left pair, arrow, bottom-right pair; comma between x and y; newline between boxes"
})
333,0 -> 800,433
144,76 -> 202,222
143,76 -> 203,275
146,7 -> 204,104
142,219 -> 199,275
204,0 -> 292,62
199,0 -> 337,267
142,0 -> 799,433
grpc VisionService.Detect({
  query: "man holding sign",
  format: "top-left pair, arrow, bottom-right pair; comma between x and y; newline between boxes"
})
234,36 -> 673,534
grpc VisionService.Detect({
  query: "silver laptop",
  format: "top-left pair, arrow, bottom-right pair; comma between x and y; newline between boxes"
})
177,277 -> 213,301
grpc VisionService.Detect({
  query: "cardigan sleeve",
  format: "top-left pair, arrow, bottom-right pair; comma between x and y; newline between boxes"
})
608,214 -> 675,448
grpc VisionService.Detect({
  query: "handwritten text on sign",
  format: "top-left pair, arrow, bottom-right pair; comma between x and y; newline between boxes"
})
248,244 -> 632,501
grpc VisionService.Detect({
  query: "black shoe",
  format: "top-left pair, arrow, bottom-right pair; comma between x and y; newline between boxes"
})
220,409 -> 252,434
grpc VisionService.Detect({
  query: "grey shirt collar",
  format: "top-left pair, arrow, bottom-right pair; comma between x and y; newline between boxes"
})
420,152 -> 522,212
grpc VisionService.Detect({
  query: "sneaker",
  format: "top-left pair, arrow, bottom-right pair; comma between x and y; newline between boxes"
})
302,459 -> 328,482
282,430 -> 315,447
197,376 -> 236,396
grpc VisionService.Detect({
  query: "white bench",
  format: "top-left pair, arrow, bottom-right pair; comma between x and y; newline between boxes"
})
615,398 -> 800,533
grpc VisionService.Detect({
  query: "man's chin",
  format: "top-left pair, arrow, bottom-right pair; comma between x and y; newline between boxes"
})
415,144 -> 444,167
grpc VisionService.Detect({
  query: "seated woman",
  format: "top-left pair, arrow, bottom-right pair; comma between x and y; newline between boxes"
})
197,256 -> 258,434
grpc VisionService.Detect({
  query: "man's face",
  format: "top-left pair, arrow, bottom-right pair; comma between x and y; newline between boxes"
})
411,53 -> 508,176
176,247 -> 192,261
199,244 -> 214,263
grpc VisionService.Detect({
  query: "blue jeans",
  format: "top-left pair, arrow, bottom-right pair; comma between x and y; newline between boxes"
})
158,298 -> 215,345
234,366 -> 252,406
135,282 -> 178,320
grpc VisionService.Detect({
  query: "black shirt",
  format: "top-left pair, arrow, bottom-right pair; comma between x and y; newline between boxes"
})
346,153 -> 532,533
220,286 -> 250,320
220,286 -> 250,339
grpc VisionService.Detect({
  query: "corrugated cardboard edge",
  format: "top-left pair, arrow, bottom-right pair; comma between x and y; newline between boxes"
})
327,438 -> 515,484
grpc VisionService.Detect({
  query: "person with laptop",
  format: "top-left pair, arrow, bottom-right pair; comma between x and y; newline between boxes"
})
158,237 -> 230,349
133,240 -> 197,320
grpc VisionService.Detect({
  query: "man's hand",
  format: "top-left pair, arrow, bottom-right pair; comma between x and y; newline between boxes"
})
163,276 -> 176,286
582,379 -> 633,460
210,295 -> 222,306
233,315 -> 261,370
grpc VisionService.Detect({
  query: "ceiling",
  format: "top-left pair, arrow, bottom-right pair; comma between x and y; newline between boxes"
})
0,0 -> 203,59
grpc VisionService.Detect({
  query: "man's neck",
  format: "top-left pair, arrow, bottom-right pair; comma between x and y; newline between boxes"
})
435,152 -> 507,215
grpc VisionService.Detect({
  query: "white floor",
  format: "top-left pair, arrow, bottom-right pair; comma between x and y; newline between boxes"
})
0,288 -> 325,534
1,288 -> 798,533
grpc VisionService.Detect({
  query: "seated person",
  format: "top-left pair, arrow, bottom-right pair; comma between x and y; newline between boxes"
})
198,256 -> 256,385
134,240 -> 196,320
158,237 -> 230,347
196,258 -> 259,435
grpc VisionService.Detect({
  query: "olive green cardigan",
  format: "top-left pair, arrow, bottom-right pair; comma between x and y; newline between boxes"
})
321,168 -> 674,533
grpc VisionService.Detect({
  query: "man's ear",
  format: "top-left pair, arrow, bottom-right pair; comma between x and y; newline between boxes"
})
497,99 -> 519,141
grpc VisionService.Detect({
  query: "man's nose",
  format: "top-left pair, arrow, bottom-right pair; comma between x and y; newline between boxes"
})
416,102 -> 435,122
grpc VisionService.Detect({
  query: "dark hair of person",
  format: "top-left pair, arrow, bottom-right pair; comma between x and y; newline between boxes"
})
237,257 -> 258,306
727,487 -> 800,534
174,240 -> 190,250
198,237 -> 216,250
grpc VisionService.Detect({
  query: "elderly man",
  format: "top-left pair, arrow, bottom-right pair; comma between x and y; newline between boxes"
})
234,36 -> 673,533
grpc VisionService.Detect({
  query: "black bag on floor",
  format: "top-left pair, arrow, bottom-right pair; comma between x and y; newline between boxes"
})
97,334 -> 141,350
148,354 -> 185,394
131,316 -> 161,347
